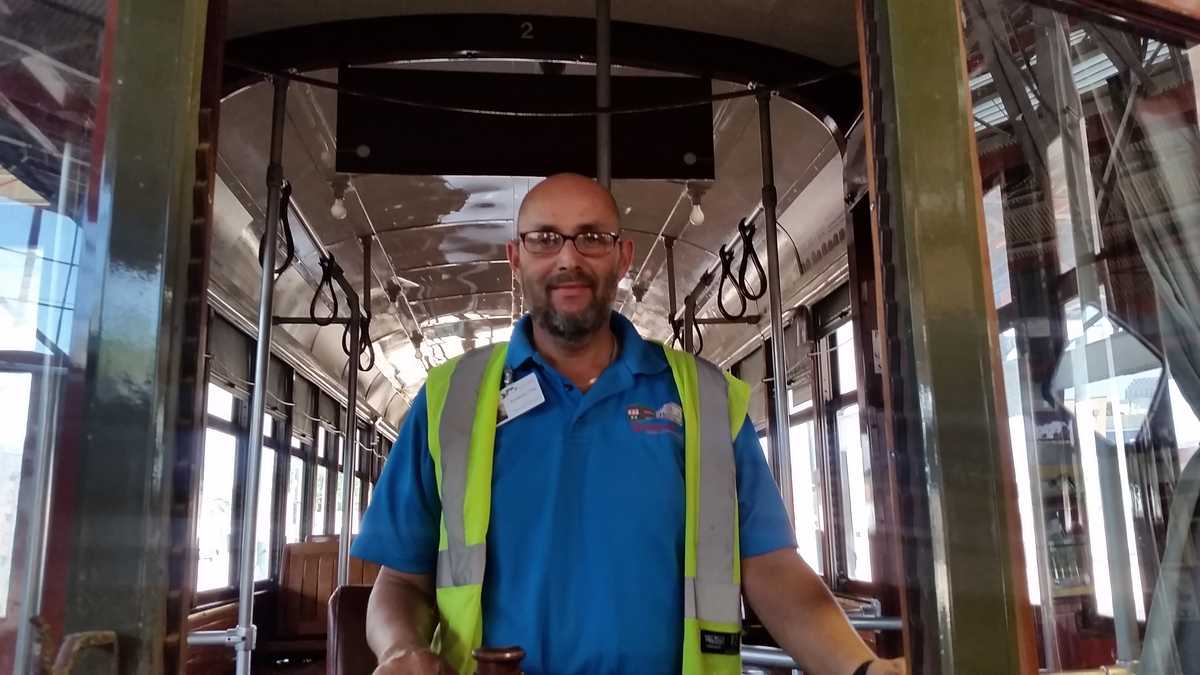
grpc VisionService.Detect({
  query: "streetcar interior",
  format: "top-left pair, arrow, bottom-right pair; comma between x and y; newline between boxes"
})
2,1 -> 1200,674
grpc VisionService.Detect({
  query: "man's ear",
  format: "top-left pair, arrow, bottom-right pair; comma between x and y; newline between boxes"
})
618,237 -> 635,277
506,239 -> 521,275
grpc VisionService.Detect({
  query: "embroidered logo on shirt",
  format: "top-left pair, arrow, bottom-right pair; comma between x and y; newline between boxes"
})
626,403 -> 684,434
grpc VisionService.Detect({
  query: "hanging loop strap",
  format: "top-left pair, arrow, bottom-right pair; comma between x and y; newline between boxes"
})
310,256 -> 340,326
342,313 -> 376,372
672,317 -> 705,356
717,244 -> 748,320
258,179 -> 296,276
736,218 -> 767,300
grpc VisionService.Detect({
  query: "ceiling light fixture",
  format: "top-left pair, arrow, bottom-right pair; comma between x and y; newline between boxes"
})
330,176 -> 350,220
687,184 -> 705,226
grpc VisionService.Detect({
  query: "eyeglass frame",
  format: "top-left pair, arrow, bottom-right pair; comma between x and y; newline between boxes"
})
516,230 -> 622,257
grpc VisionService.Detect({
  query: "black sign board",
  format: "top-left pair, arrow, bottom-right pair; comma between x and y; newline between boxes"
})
335,67 -> 714,180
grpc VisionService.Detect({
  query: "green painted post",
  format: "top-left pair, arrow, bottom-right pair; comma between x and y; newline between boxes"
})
56,0 -> 210,673
856,0 -> 1037,672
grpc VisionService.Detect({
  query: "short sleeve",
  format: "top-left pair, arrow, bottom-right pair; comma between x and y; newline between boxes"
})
733,418 -> 797,558
351,388 -> 441,573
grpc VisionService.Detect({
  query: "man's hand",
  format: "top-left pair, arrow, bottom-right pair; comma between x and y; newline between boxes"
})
868,657 -> 908,675
743,549 -> 896,675
372,647 -> 457,675
366,568 -> 441,672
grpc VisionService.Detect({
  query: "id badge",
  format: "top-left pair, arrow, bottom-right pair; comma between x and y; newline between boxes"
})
497,372 -> 545,426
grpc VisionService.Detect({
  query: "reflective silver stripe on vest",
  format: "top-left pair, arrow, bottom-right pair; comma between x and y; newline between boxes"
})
436,345 -> 496,589
688,359 -> 741,625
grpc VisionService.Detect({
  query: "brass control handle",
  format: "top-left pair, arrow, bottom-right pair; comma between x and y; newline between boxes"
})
50,630 -> 119,675
472,645 -> 526,675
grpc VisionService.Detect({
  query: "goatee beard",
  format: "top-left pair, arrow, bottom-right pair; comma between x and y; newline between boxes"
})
529,270 -> 616,344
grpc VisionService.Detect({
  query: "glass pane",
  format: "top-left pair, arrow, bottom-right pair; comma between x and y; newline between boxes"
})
285,455 -> 304,544
317,428 -> 326,459
0,373 -> 33,618
1,5 -> 109,659
965,5 -> 1200,668
789,420 -> 823,574
351,478 -> 363,535
788,387 -> 813,414
290,435 -> 301,451
333,470 -> 346,535
837,404 -> 873,581
262,413 -> 274,439
835,322 -> 858,396
312,466 -> 328,537
197,428 -> 237,591
254,449 -> 276,582
207,384 -> 234,422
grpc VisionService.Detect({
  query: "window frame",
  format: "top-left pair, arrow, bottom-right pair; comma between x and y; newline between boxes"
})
194,382 -> 248,606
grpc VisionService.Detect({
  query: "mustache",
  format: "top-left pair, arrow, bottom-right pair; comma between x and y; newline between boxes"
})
544,270 -> 596,289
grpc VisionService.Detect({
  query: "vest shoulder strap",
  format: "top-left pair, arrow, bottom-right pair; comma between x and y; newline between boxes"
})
660,344 -> 751,440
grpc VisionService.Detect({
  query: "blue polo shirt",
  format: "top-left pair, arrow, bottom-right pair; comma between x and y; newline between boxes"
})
353,313 -> 794,674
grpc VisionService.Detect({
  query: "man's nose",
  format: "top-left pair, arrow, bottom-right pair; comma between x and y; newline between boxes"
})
552,238 -> 587,270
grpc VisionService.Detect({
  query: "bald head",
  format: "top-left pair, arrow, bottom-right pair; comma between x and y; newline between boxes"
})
506,172 -> 634,345
516,173 -> 620,233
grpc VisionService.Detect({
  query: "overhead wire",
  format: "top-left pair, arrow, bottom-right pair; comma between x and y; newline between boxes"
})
227,61 -> 835,119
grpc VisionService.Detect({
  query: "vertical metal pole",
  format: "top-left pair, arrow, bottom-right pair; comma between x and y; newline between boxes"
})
756,90 -> 794,514
683,294 -> 696,354
595,0 -> 612,188
763,337 -> 794,526
235,76 -> 288,675
665,236 -> 679,330
337,239 -> 368,586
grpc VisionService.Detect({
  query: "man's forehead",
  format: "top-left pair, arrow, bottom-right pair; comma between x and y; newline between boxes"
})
516,174 -> 619,231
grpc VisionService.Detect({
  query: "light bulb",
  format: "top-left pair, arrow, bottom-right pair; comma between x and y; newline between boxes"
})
689,202 -> 705,226
330,197 -> 348,220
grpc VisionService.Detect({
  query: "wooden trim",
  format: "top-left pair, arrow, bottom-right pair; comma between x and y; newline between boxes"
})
1030,0 -> 1200,42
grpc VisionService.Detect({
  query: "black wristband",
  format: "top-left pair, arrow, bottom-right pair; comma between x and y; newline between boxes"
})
852,660 -> 875,675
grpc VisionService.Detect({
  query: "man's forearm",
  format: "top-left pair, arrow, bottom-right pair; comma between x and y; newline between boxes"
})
743,549 -> 876,675
366,568 -> 439,662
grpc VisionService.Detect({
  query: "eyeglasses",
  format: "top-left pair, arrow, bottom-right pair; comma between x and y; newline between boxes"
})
518,230 -> 621,257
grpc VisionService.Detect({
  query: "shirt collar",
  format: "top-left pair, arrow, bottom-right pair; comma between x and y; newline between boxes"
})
504,311 -> 668,376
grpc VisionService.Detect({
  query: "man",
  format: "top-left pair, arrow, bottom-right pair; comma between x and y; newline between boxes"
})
352,174 -> 905,675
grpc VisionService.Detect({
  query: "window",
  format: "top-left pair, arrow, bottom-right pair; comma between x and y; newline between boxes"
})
196,427 -> 236,591
835,322 -> 857,397
312,426 -> 337,537
0,373 -> 33,617
207,384 -> 234,422
0,7 -> 107,649
351,478 -> 363,535
837,404 -> 872,582
963,8 -> 1200,667
254,447 -> 275,581
285,453 -> 304,544
788,388 -> 813,414
789,420 -> 823,574
333,468 -> 346,535
312,465 -> 328,537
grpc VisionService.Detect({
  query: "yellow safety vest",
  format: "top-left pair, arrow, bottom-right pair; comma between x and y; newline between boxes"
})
423,342 -> 751,675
